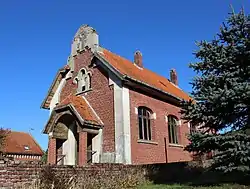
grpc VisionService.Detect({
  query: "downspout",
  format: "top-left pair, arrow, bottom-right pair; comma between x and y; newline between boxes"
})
164,137 -> 168,163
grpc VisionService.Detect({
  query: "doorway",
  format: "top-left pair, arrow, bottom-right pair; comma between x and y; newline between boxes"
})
56,139 -> 66,165
87,133 -> 95,163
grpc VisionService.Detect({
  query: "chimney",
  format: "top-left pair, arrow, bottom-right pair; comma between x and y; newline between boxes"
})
134,51 -> 143,68
170,69 -> 178,85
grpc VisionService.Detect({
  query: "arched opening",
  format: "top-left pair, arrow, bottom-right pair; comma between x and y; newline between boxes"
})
167,115 -> 179,144
53,114 -> 79,165
74,68 -> 91,93
138,106 -> 153,141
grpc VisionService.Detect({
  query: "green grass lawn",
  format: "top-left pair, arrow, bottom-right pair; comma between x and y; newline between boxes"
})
137,184 -> 250,189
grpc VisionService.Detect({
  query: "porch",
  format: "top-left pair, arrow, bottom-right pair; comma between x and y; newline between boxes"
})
47,113 -> 102,166
44,96 -> 103,166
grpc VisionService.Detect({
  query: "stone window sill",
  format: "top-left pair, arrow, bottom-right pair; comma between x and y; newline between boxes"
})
75,88 -> 93,96
169,143 -> 184,148
137,139 -> 158,145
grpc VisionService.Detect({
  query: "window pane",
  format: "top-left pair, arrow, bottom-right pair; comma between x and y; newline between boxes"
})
81,69 -> 86,75
168,117 -> 172,143
82,85 -> 86,91
170,117 -> 178,144
143,118 -> 148,140
88,73 -> 91,89
168,125 -> 171,143
168,116 -> 178,144
138,108 -> 142,116
173,124 -> 177,144
190,123 -> 196,134
84,76 -> 88,89
148,119 -> 151,140
172,119 -> 175,143
174,119 -> 178,144
143,109 -> 146,116
172,122 -> 175,143
139,117 -> 143,139
175,128 -> 178,144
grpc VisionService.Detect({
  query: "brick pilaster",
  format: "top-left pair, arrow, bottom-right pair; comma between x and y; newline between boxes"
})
79,132 -> 87,166
48,137 -> 56,165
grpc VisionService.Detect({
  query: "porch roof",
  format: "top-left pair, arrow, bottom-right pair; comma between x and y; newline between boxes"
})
58,95 -> 103,126
43,95 -> 103,134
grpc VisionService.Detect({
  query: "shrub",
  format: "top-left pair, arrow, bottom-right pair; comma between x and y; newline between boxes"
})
16,165 -> 148,189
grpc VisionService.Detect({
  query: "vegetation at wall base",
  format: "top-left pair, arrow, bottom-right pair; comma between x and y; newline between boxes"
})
181,8 -> 250,173
15,165 -> 148,189
137,183 -> 250,189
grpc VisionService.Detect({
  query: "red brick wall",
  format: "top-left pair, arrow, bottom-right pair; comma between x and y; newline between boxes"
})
129,89 -> 192,164
79,132 -> 87,166
47,137 -> 56,164
0,163 -> 138,188
0,162 -> 233,188
60,49 -> 115,153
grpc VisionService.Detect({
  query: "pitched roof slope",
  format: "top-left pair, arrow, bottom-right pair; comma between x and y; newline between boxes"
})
3,131 -> 43,155
99,49 -> 191,101
41,65 -> 70,109
58,95 -> 103,125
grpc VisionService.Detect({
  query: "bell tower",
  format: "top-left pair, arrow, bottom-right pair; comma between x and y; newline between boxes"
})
71,25 -> 99,56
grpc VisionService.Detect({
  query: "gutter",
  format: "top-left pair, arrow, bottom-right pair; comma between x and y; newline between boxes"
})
123,75 -> 183,102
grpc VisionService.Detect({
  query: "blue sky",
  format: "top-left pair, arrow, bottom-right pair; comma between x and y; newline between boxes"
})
0,0 -> 249,150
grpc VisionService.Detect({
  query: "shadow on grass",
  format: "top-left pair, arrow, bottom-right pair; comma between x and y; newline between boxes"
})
143,162 -> 250,187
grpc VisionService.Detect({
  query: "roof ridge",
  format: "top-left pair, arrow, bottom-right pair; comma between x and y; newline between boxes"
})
102,48 -> 172,79
8,130 -> 29,135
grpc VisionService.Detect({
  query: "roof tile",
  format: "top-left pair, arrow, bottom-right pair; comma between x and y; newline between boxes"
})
3,131 -> 43,155
59,95 -> 102,125
99,49 -> 191,101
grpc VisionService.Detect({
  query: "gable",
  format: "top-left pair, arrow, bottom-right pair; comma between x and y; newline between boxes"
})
43,95 -> 103,135
41,66 -> 70,109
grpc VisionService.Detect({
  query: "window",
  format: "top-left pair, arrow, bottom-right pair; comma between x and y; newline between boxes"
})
24,145 -> 30,150
138,107 -> 152,140
74,68 -> 91,93
168,115 -> 178,144
190,122 -> 197,134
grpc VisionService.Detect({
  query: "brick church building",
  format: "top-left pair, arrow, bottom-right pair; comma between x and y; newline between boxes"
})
41,25 -> 193,166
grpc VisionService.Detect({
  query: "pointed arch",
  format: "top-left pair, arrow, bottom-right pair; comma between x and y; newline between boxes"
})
74,68 -> 92,93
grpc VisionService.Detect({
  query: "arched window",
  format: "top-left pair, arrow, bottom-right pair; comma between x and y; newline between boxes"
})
138,107 -> 152,140
74,68 -> 91,93
190,122 -> 197,134
168,115 -> 178,144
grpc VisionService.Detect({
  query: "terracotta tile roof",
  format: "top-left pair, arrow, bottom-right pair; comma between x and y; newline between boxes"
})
99,49 -> 191,101
3,131 -> 43,155
58,95 -> 102,125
